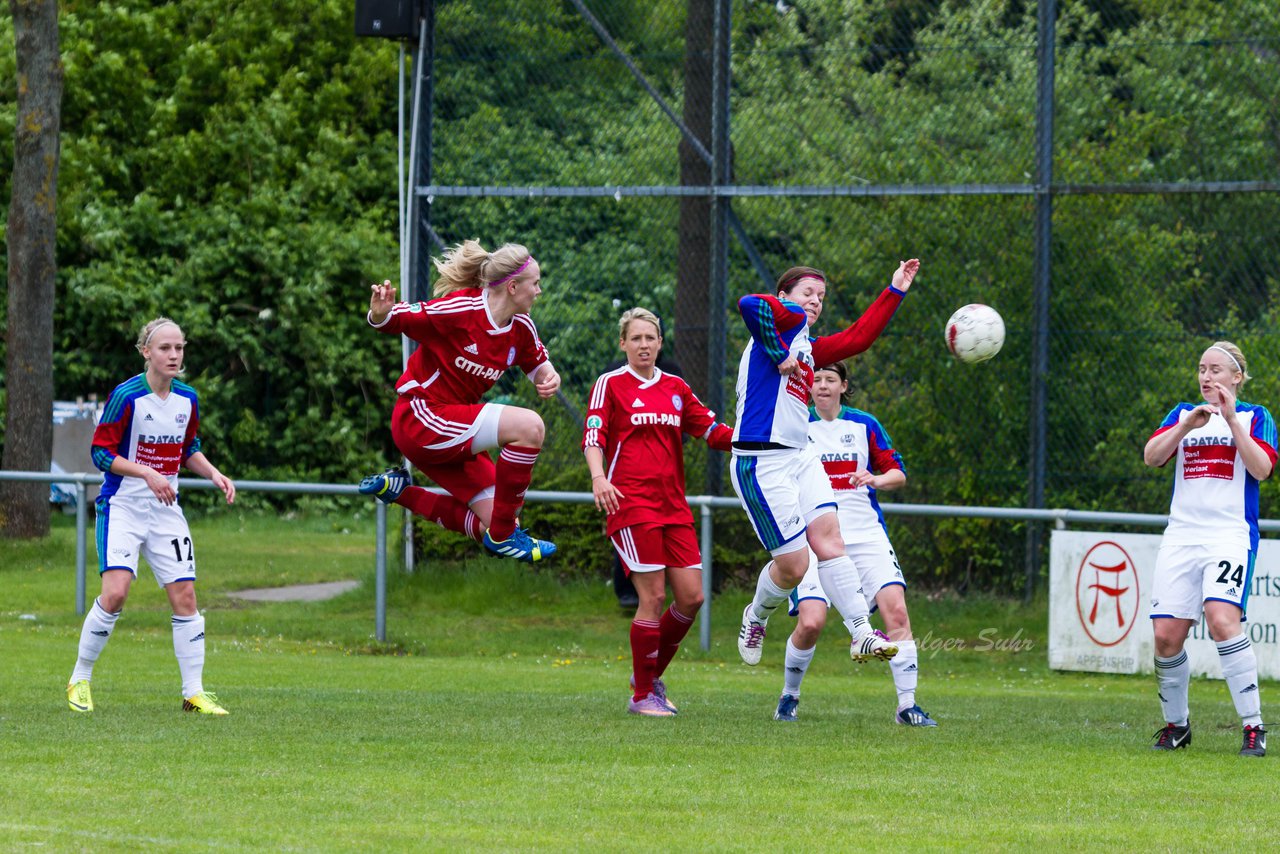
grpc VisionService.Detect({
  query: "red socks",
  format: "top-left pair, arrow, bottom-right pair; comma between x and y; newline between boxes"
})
630,619 -> 661,701
488,445 -> 540,541
655,605 -> 695,678
396,486 -> 484,542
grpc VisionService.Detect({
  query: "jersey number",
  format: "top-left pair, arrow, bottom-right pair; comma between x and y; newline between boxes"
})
170,536 -> 193,562
1215,560 -> 1244,587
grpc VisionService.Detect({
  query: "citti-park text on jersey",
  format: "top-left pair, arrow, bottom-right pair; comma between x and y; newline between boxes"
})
631,413 -> 681,427
453,356 -> 504,382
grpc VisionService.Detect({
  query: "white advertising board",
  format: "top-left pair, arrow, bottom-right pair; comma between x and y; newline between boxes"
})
1048,530 -> 1280,679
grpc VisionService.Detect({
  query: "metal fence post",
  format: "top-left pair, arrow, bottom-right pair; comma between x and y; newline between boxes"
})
699,500 -> 713,651
75,479 -> 87,616
376,501 -> 388,642
1027,0 -> 1058,603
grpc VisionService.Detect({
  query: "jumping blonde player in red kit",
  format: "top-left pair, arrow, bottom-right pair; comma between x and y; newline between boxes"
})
359,239 -> 561,562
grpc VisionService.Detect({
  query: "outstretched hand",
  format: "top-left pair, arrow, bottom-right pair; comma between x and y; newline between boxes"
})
892,258 -> 921,293
369,280 -> 397,324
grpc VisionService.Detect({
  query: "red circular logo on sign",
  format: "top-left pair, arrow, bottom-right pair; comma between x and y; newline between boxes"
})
1075,540 -> 1140,647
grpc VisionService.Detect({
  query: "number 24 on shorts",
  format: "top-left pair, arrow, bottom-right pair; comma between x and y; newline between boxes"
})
1215,560 -> 1245,587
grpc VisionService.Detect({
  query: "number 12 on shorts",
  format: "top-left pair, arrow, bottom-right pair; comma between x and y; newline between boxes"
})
170,536 -> 193,562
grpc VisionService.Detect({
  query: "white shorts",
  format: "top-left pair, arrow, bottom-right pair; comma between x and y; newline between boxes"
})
731,449 -> 837,557
95,496 -> 197,587
788,535 -> 906,616
1149,542 -> 1253,621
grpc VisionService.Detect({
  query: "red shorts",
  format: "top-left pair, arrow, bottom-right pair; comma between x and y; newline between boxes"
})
610,523 -> 703,574
391,396 -> 495,504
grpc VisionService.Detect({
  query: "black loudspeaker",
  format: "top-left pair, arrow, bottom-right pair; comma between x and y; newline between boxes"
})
355,0 -> 421,39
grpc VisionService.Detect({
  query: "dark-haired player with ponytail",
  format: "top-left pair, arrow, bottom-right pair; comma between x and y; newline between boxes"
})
359,239 -> 560,563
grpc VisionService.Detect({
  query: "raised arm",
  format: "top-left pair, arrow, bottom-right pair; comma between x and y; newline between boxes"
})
367,280 -> 436,337
810,259 -> 918,367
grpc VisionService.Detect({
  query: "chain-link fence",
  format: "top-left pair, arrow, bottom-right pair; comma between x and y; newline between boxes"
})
406,0 -> 1280,593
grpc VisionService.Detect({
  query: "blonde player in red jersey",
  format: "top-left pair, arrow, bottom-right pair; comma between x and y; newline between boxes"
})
359,240 -> 561,562
583,308 -> 733,716
66,317 -> 235,716
1144,341 -> 1275,757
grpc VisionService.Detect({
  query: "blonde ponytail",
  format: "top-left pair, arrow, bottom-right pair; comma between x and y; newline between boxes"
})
431,240 -> 533,297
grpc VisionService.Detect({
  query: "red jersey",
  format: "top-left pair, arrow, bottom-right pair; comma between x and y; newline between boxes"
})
583,366 -> 733,535
370,288 -> 550,404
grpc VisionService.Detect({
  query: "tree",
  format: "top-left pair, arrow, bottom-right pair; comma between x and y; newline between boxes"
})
2,0 -> 61,538
673,0 -> 713,398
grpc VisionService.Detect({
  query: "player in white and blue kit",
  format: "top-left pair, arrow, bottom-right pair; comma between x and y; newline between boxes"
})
66,318 -> 236,715
732,259 -> 919,670
772,361 -> 936,726
1144,341 -> 1275,756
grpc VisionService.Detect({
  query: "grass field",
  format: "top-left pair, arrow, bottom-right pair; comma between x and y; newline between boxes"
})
3,511 -> 1277,850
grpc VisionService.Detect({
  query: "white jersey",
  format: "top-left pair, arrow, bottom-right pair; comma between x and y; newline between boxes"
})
806,406 -> 904,544
92,375 -> 202,502
1150,402 -> 1278,550
732,294 -> 815,450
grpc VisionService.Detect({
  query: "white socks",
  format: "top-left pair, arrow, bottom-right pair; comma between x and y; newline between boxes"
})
783,637 -> 815,697
891,639 -> 919,709
70,598 -> 120,684
748,564 -> 793,623
815,556 -> 871,637
1216,634 -> 1263,727
172,613 -> 207,698
1154,651 -> 1190,727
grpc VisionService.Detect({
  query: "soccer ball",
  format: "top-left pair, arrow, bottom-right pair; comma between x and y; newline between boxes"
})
944,304 -> 1005,363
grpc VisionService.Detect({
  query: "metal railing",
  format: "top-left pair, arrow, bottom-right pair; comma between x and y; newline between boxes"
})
9,469 -> 1280,651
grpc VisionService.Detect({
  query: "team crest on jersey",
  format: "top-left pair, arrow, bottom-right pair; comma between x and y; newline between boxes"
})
841,433 -> 854,445
408,302 -> 423,313
586,415 -> 603,429
175,413 -> 187,425
672,395 -> 683,411
506,346 -> 516,366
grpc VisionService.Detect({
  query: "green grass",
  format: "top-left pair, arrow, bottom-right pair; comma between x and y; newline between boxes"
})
3,511 -> 1278,850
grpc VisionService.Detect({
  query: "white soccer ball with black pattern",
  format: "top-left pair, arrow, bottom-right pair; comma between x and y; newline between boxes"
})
944,304 -> 1004,363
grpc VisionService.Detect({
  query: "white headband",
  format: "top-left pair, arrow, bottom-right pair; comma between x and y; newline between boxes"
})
1209,345 -> 1242,374
144,321 -> 181,346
